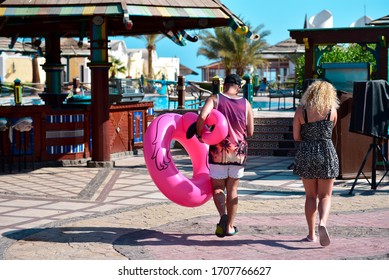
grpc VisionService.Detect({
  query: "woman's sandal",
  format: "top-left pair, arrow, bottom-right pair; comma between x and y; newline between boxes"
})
319,225 -> 331,246
303,235 -> 317,242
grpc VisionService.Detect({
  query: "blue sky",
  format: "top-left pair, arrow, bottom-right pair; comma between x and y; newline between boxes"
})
120,0 -> 387,81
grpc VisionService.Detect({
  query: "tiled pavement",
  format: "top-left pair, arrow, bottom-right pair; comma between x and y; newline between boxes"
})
0,149 -> 388,260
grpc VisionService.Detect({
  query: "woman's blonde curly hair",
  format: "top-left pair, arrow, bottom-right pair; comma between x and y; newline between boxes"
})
300,80 -> 340,116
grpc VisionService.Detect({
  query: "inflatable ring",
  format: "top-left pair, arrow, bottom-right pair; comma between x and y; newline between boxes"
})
200,109 -> 228,145
143,110 -> 228,207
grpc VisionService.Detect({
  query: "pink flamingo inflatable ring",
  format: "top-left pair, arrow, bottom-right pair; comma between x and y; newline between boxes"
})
143,110 -> 228,207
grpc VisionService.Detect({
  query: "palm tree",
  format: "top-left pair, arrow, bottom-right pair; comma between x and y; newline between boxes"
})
197,21 -> 270,76
109,56 -> 127,79
141,34 -> 165,79
31,54 -> 42,95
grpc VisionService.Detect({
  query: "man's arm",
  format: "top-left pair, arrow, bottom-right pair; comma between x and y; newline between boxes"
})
196,95 -> 216,139
246,101 -> 254,137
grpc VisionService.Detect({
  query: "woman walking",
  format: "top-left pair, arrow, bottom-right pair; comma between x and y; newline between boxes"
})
293,80 -> 340,246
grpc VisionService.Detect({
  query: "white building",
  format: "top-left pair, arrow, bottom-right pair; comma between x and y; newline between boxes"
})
125,45 -> 180,81
127,48 -> 147,79
1,38 -> 183,87
109,40 -> 130,79
153,56 -> 180,81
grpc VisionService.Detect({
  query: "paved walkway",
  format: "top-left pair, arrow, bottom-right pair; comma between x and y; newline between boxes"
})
0,149 -> 388,260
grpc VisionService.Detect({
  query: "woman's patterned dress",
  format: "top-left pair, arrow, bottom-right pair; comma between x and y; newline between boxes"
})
293,109 -> 339,179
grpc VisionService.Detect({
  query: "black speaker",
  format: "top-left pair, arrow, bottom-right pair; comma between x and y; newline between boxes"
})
349,80 -> 389,139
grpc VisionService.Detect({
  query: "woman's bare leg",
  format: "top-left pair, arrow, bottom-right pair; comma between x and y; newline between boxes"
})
317,178 -> 334,227
302,178 -> 318,240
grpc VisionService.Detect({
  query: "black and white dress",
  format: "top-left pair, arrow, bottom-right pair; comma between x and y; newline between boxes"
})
293,108 -> 339,179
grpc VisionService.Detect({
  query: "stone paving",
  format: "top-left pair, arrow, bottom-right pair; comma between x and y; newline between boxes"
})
0,149 -> 388,260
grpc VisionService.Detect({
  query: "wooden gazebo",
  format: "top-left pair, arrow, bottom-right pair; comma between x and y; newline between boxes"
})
260,37 -> 305,81
0,0 -> 255,165
289,26 -> 389,80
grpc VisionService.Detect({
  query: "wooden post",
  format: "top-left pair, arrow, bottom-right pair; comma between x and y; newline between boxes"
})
177,76 -> 185,109
303,38 -> 315,79
87,16 -> 112,166
378,42 -> 388,80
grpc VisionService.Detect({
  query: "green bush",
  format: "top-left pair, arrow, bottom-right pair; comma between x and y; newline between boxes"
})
296,43 -> 377,89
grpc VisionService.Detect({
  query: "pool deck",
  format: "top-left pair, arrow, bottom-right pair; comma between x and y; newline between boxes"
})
0,92 -> 388,275
0,149 -> 388,262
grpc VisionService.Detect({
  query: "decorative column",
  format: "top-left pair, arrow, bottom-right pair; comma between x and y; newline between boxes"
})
40,33 -> 67,107
242,74 -> 253,103
87,16 -> 112,166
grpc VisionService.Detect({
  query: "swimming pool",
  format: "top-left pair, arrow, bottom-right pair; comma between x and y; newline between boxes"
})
142,95 -> 292,110
142,95 -> 198,110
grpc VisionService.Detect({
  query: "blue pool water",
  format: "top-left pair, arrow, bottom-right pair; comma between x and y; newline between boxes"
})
142,95 -> 292,110
142,95 -> 197,110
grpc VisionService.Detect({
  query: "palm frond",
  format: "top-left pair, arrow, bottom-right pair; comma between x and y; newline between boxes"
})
197,19 -> 271,76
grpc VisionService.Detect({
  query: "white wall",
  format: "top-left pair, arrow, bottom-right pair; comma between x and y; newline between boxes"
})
110,40 -> 130,79
127,49 -> 144,78
0,55 -> 5,82
153,57 -> 180,81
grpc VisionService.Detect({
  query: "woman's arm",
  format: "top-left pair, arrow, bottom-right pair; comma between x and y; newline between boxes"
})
293,107 -> 303,142
331,107 -> 338,127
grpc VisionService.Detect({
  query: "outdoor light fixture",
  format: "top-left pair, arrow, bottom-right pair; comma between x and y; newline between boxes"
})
123,12 -> 133,30
380,35 -> 386,47
303,38 -> 310,49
